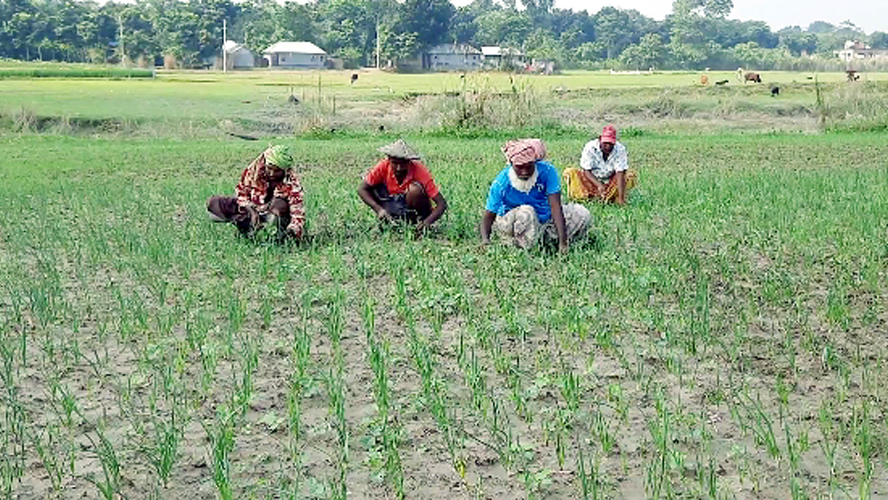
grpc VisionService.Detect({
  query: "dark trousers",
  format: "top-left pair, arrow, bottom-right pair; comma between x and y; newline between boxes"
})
371,184 -> 432,223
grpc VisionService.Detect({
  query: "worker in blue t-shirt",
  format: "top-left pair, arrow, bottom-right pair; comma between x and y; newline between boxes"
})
480,139 -> 591,253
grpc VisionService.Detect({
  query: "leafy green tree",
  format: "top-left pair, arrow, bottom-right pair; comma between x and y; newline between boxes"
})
6,11 -> 37,59
808,20 -> 863,54
524,28 -> 564,64
668,0 -> 703,67
232,0 -> 278,54
76,3 -> 117,60
779,31 -> 818,56
573,41 -> 605,62
870,31 -> 888,49
316,0 -> 375,65
450,6 -> 478,44
148,0 -> 202,65
395,0 -> 453,50
691,0 -> 732,18
472,9 -> 531,47
619,33 -> 665,69
743,20 -> 778,48
549,9 -> 594,46
807,21 -> 835,34
275,2 -> 317,45
521,0 -> 553,26
594,7 -> 651,59
732,41 -> 767,67
379,25 -> 417,64
1,0 -> 37,58
667,40 -> 706,68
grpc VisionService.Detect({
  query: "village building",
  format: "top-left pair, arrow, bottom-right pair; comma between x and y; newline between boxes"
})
424,44 -> 483,71
263,42 -> 328,69
838,40 -> 888,62
481,46 -> 526,69
221,40 -> 254,69
530,59 -> 556,75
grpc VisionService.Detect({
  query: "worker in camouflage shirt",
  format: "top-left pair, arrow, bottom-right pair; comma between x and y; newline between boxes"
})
206,145 -> 305,240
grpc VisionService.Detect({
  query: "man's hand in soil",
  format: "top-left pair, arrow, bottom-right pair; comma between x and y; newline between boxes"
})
377,208 -> 394,223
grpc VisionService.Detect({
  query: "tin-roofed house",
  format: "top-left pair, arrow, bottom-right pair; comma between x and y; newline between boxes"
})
481,46 -> 525,70
263,42 -> 328,69
222,40 -> 255,69
424,44 -> 483,71
838,40 -> 888,62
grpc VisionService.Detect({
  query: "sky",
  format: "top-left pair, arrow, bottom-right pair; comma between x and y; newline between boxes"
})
450,0 -> 887,34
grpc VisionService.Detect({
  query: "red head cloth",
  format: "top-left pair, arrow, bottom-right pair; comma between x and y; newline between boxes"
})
501,138 -> 546,166
600,125 -> 617,144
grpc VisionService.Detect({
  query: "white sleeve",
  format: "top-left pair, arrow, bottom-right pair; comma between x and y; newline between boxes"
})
580,142 -> 595,171
613,145 -> 628,173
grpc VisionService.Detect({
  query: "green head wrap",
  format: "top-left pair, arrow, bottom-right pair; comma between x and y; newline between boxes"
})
265,145 -> 294,169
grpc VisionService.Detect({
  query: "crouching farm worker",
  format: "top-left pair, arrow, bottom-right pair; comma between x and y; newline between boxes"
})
563,125 -> 637,204
358,139 -> 448,237
480,138 -> 591,254
206,145 -> 305,241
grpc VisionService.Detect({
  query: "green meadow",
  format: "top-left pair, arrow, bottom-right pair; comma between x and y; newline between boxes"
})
2,69 -> 887,136
0,68 -> 887,499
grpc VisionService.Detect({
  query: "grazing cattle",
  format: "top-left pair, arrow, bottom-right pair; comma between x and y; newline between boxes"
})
350,73 -> 358,84
744,72 -> 762,83
846,70 -> 860,82
770,85 -> 780,96
715,79 -> 729,86
288,95 -> 300,104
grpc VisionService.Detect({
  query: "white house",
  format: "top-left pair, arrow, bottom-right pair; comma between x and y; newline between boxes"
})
425,44 -> 483,71
481,46 -> 525,69
223,40 -> 254,69
263,41 -> 328,69
838,40 -> 888,62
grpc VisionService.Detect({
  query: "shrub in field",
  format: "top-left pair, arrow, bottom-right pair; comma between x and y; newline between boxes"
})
5,107 -> 37,132
0,68 -> 154,79
635,94 -> 692,118
411,76 -> 545,133
822,81 -> 888,132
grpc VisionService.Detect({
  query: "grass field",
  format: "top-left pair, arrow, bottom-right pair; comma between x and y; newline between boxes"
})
1,68 -> 887,137
0,67 -> 887,499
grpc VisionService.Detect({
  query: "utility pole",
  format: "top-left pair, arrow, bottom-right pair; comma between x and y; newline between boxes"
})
118,14 -> 125,66
222,19 -> 227,73
376,19 -> 380,69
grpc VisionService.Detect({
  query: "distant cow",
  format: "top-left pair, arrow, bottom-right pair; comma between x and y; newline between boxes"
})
350,73 -> 358,84
770,85 -> 780,96
846,70 -> 860,82
744,72 -> 762,83
715,79 -> 729,86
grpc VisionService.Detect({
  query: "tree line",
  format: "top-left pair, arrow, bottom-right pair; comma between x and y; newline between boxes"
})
1,0 -> 885,70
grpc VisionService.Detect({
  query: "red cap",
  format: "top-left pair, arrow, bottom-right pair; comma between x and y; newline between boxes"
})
600,125 -> 617,144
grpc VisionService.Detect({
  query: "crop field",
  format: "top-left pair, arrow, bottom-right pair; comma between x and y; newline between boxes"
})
2,68 -> 888,137
0,68 -> 887,499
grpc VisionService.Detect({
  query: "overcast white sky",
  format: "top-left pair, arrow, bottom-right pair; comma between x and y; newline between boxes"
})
450,0 -> 887,34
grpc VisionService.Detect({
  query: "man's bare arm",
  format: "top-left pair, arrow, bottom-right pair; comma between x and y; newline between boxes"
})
479,211 -> 496,244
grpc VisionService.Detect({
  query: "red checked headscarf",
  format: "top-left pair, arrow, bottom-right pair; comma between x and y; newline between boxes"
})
501,138 -> 546,166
